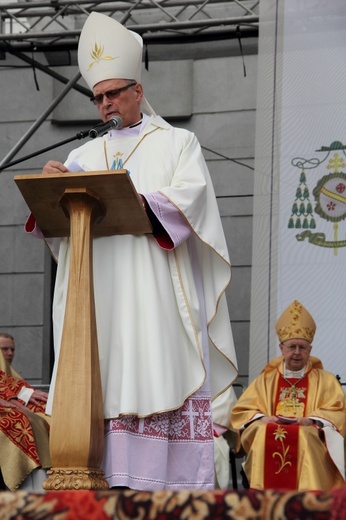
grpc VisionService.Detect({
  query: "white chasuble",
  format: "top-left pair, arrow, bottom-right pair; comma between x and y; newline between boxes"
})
46,115 -> 237,420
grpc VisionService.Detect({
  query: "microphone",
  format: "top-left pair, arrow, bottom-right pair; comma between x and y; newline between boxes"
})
88,116 -> 123,138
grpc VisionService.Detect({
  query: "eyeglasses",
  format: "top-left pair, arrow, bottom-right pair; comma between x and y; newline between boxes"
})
281,343 -> 310,352
90,82 -> 137,105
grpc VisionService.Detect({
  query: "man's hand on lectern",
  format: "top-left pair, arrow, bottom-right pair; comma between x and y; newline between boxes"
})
42,161 -> 69,174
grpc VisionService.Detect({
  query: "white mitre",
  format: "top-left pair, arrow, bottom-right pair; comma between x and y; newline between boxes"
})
78,12 -> 155,115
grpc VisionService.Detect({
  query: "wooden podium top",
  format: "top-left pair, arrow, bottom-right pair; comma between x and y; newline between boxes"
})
14,170 -> 153,237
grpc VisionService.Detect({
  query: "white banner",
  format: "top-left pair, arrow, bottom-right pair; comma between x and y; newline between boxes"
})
250,0 -> 346,382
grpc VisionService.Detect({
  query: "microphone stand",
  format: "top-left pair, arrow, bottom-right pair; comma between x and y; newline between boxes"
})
0,129 -> 91,172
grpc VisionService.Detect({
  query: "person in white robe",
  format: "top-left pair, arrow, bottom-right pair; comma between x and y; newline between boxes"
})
27,12 -> 238,490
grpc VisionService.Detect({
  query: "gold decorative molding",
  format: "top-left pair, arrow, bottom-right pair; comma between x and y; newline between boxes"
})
44,468 -> 109,490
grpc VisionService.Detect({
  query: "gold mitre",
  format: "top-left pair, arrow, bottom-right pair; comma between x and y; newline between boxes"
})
78,12 -> 155,115
275,300 -> 316,343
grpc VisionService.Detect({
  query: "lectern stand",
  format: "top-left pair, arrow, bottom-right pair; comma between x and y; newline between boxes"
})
14,170 -> 152,490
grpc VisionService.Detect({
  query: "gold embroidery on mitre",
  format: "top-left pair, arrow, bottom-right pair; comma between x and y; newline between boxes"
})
276,300 -> 316,342
88,41 -> 117,70
277,325 -> 315,343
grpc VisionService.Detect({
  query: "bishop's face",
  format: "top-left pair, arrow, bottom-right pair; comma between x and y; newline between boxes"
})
92,79 -> 143,128
279,339 -> 312,371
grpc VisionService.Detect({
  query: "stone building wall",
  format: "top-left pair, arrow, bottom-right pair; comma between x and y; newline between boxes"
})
0,37 -> 257,387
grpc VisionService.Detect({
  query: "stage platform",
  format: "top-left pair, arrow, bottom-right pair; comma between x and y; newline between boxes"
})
0,486 -> 345,519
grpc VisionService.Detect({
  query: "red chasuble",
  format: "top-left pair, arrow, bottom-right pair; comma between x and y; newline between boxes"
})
0,370 -> 48,466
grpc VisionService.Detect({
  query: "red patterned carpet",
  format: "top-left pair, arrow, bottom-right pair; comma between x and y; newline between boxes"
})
0,486 -> 345,519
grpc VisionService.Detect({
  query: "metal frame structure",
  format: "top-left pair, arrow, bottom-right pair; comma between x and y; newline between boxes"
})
0,1 -> 259,49
0,1 -> 259,167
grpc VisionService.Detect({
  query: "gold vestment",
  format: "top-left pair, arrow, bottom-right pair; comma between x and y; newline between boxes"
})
231,356 -> 346,491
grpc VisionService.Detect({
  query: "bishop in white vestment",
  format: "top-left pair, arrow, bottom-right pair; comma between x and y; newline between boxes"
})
28,12 -> 238,490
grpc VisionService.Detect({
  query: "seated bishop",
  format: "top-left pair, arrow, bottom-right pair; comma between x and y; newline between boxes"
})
230,300 -> 346,491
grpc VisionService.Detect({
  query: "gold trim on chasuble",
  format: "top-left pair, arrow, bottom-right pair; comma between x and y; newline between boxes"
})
103,127 -> 160,171
102,128 -> 206,413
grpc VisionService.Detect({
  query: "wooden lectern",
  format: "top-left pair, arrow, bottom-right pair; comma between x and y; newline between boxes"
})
14,170 -> 152,490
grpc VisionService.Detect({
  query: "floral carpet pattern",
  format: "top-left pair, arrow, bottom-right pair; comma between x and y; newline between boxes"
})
0,486 -> 345,519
